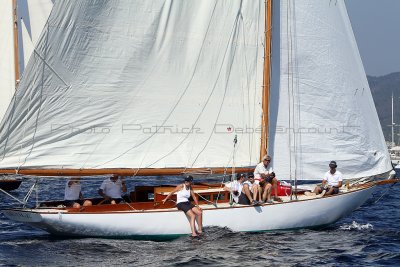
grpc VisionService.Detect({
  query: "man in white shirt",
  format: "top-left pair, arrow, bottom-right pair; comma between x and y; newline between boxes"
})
243,174 -> 261,202
311,161 -> 343,196
224,173 -> 257,205
98,174 -> 127,204
254,155 -> 282,202
64,177 -> 92,208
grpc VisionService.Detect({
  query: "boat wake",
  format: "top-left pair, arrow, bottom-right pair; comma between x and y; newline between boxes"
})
339,221 -> 373,231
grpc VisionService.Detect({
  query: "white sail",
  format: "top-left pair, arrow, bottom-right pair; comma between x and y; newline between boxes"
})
0,0 -> 53,123
0,0 -> 16,122
0,0 -> 264,170
268,0 -> 391,179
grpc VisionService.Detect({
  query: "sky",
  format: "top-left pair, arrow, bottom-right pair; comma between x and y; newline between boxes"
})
345,0 -> 400,77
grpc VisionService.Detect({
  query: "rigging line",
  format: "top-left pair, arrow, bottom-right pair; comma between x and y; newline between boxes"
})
372,182 -> 396,204
0,92 -> 18,162
144,8 -> 244,169
249,0 -> 263,165
91,2 -> 219,169
18,28 -> 53,170
195,192 -> 217,207
288,0 -> 298,188
288,0 -> 300,198
286,0 -> 293,183
291,0 -> 302,191
238,8 -> 252,163
190,15 -> 243,167
33,49 -> 69,87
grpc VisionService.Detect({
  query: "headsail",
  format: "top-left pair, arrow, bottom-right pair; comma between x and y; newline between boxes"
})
0,0 -> 16,121
0,0 -> 265,172
17,0 -> 54,74
0,0 -> 53,122
268,0 -> 391,179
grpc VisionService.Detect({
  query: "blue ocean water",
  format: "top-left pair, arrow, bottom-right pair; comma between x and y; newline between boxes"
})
0,177 -> 399,267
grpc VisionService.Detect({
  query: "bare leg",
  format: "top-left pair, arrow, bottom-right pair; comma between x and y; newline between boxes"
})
313,186 -> 322,194
83,200 -> 92,206
325,188 -> 334,196
252,184 -> 260,201
242,184 -> 254,203
72,202 -> 81,209
262,183 -> 272,202
272,178 -> 282,201
185,210 -> 197,236
192,207 -> 203,234
258,184 -> 263,201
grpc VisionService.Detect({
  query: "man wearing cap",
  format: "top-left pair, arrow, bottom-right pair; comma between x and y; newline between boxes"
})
254,155 -> 281,202
312,161 -> 343,196
224,173 -> 258,205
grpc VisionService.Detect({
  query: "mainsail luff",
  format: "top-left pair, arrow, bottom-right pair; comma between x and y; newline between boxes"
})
260,0 -> 273,160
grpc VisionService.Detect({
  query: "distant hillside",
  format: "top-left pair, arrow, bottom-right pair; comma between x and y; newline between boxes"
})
368,72 -> 400,144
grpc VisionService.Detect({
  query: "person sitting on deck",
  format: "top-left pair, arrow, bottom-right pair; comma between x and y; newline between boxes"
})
258,175 -> 273,203
254,155 -> 282,202
224,173 -> 258,205
307,161 -> 343,197
64,177 -> 92,208
98,174 -> 127,204
162,175 -> 203,237
243,173 -> 261,202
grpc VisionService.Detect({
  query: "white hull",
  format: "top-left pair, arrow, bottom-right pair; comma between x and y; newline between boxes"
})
2,186 -> 375,238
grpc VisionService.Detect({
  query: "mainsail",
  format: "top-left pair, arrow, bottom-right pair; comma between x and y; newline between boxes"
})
0,0 -> 391,179
0,0 -> 264,171
268,0 -> 391,179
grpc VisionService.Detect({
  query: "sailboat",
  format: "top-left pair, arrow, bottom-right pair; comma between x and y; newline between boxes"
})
0,0 -> 396,238
0,0 -> 53,191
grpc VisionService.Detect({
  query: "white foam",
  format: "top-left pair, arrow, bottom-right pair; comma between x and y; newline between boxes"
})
340,221 -> 373,230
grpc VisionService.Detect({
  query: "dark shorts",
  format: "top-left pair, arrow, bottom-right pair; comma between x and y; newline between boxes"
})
177,201 -> 195,213
103,198 -> 124,204
237,193 -> 251,205
265,176 -> 274,184
321,186 -> 339,194
64,199 -> 83,207
329,187 -> 340,194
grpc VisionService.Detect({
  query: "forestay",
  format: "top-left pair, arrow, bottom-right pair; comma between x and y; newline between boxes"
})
268,0 -> 391,179
0,0 -> 265,170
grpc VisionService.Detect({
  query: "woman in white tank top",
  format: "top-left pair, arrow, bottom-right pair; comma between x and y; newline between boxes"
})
163,176 -> 203,237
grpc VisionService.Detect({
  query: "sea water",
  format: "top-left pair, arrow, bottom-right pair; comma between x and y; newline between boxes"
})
0,177 -> 399,266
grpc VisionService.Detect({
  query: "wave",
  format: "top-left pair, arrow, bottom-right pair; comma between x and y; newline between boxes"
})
340,221 -> 373,231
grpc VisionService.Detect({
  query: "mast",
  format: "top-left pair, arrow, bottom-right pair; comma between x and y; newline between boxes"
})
260,0 -> 273,160
392,92 -> 395,146
12,0 -> 20,88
